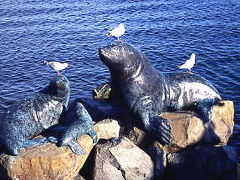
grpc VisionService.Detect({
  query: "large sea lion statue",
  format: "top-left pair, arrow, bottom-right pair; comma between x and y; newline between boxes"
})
98,42 -> 222,145
0,75 -> 70,156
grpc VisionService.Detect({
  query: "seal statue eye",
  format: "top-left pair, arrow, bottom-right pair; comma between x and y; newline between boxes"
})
112,46 -> 119,52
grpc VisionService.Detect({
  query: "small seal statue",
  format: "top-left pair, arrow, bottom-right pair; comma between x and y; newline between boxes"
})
47,99 -> 98,155
0,75 -> 70,155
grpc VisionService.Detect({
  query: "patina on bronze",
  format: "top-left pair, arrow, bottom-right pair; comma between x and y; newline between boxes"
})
98,42 -> 221,145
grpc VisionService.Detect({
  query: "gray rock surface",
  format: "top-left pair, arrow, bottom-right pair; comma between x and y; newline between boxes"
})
93,137 -> 154,180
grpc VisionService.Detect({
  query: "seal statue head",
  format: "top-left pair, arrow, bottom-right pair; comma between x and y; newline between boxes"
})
42,75 -> 70,108
99,42 -> 148,79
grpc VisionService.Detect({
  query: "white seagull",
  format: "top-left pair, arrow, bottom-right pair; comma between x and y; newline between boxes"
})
179,53 -> 196,74
107,23 -> 126,41
44,61 -> 68,75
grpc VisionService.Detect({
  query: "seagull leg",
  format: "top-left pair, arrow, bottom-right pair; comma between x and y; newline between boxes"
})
188,70 -> 193,74
57,71 -> 62,76
116,37 -> 123,42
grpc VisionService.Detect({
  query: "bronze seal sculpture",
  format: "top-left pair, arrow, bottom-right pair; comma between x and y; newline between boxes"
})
98,42 -> 222,144
0,75 -> 70,155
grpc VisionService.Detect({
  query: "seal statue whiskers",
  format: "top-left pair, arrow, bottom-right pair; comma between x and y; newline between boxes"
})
98,42 -> 221,145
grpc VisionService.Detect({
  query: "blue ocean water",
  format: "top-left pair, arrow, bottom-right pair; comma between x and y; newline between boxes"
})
0,0 -> 239,154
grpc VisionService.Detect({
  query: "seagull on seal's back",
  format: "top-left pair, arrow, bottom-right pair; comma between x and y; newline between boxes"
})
106,23 -> 126,41
43,61 -> 69,75
179,53 -> 196,74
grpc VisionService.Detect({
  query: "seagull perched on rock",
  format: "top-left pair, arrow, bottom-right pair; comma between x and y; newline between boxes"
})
44,61 -> 68,75
179,53 -> 196,74
107,23 -> 126,41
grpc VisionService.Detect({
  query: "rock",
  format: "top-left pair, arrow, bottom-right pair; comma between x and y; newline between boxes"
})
165,145 -> 238,180
160,112 -> 205,152
93,119 -> 120,140
206,100 -> 234,144
93,137 -> 154,180
0,119 -> 120,180
161,100 -> 234,152
73,175 -> 85,180
126,127 -> 156,151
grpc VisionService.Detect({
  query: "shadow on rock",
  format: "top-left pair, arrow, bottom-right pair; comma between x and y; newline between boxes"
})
164,145 -> 237,180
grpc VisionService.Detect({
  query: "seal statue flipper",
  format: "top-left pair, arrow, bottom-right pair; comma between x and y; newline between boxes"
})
87,129 -> 98,144
51,102 -> 97,155
149,115 -> 172,144
194,98 -> 221,123
139,112 -> 172,144
67,141 -> 85,155
135,102 -> 172,144
46,136 -> 84,155
22,137 -> 49,149
47,136 -> 59,143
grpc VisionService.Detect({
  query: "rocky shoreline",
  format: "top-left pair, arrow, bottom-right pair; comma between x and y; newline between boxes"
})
0,98 -> 238,180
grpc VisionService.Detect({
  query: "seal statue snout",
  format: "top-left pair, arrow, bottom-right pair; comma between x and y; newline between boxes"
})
98,48 -> 105,56
98,47 -> 112,64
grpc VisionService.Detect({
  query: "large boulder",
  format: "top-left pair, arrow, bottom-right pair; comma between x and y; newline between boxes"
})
93,137 -> 154,180
0,119 -> 120,180
126,101 -> 234,153
162,100 -> 234,152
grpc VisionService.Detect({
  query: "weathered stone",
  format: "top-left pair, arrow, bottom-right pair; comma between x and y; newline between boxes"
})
165,145 -> 238,180
160,112 -> 205,152
0,120 -> 120,180
161,100 -> 234,152
73,175 -> 85,180
206,100 -> 234,144
126,127 -> 153,148
93,137 -> 154,180
93,119 -> 120,140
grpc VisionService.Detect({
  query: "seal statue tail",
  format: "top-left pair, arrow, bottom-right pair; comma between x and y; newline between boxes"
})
43,60 -> 49,65
195,97 -> 224,124
215,98 -> 224,106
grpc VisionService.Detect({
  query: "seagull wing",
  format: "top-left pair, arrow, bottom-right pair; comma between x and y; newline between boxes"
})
109,23 -> 125,37
179,54 -> 195,69
47,62 -> 68,71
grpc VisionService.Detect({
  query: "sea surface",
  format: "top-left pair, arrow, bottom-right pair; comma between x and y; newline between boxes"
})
0,0 -> 239,157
